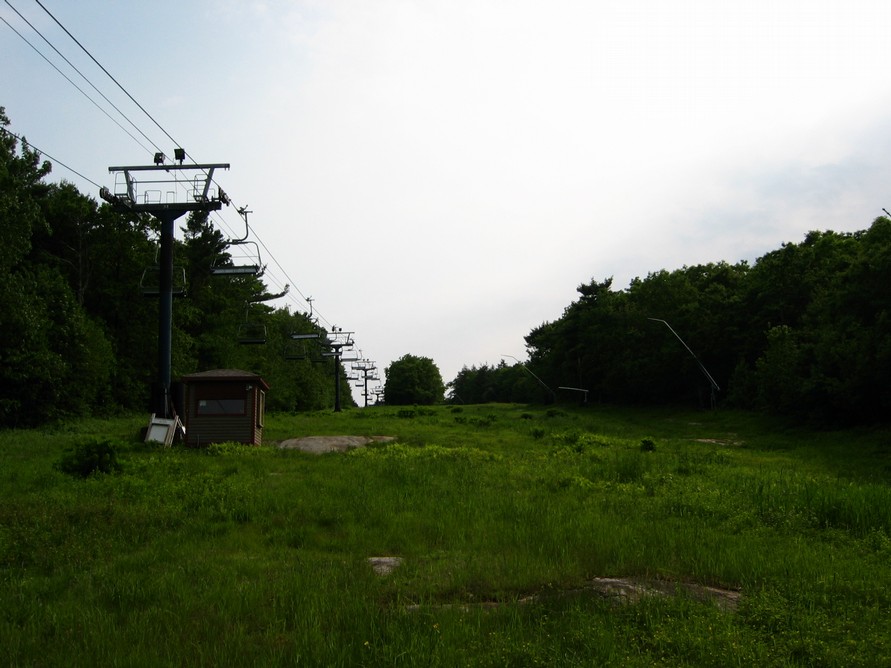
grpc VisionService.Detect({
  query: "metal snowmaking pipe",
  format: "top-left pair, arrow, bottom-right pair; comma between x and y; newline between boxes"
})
647,318 -> 720,402
501,354 -> 557,402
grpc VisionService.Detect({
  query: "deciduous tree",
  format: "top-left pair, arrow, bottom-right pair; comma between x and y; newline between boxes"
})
384,354 -> 444,405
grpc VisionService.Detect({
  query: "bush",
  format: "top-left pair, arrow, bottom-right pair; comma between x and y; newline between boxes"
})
54,438 -> 123,478
469,414 -> 496,428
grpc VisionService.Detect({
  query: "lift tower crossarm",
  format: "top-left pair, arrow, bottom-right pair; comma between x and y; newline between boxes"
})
107,163 -> 230,171
105,163 -> 230,211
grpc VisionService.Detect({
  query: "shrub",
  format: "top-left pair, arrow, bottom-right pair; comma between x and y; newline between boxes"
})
469,414 -> 496,428
54,438 -> 123,478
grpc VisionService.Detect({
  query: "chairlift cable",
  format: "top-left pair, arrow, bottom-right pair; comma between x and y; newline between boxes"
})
33,0 -> 178,152
21,1 -> 332,331
0,9 -> 157,156
14,1 -> 367,366
0,127 -> 102,189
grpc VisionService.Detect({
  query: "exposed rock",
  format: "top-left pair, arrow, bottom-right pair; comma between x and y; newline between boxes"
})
587,577 -> 740,611
277,435 -> 396,454
404,576 -> 740,613
368,556 -> 403,575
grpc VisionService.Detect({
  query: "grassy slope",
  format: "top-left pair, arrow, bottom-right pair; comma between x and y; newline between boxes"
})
1,404 -> 889,666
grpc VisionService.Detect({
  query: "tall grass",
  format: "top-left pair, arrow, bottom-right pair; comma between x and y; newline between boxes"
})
1,405 -> 889,665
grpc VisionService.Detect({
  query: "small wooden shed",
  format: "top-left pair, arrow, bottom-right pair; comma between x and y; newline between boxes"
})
179,369 -> 269,447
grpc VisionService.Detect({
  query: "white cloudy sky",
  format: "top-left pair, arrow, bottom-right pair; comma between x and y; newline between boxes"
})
3,0 -> 891,397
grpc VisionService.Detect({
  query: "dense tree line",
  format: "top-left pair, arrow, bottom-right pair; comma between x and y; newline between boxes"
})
448,361 -> 550,405
453,222 -> 891,426
1,108 -> 353,427
6,102 -> 890,427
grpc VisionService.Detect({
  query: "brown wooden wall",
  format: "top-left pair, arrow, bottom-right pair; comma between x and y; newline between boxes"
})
183,381 -> 264,446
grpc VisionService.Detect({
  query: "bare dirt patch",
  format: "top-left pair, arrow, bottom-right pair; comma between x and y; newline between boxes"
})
277,435 -> 396,454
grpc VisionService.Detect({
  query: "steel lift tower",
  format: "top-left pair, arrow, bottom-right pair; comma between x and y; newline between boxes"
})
101,155 -> 229,418
351,359 -> 379,407
321,329 -> 355,412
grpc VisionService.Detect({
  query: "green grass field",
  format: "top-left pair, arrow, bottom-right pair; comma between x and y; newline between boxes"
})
1,404 -> 889,666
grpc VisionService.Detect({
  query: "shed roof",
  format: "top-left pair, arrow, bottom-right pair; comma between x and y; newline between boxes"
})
179,369 -> 269,390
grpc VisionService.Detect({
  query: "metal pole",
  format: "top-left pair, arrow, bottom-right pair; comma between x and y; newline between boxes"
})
363,372 -> 369,408
157,212 -> 177,418
334,352 -> 342,412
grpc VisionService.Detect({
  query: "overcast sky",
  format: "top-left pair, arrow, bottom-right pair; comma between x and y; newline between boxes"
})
4,0 -> 891,400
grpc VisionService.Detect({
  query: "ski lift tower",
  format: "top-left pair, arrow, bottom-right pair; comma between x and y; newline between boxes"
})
352,359 -> 378,408
101,154 -> 230,418
321,328 -> 355,412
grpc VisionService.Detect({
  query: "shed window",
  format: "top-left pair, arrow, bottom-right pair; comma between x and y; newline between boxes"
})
197,398 -> 246,415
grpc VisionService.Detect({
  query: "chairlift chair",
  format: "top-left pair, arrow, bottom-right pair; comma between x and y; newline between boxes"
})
211,240 -> 263,277
286,332 -> 321,360
211,206 -> 264,276
237,322 -> 267,345
140,265 -> 187,297
237,303 -> 267,345
284,339 -> 308,360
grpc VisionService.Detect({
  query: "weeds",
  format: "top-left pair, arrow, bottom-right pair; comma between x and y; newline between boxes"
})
54,438 -> 123,478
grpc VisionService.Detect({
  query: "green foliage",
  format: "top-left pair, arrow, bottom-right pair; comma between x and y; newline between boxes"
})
468,413 -> 497,427
0,107 -> 352,426
448,360 -> 540,403
6,94 -> 891,429
384,353 -> 445,405
520,221 -> 891,425
54,438 -> 123,478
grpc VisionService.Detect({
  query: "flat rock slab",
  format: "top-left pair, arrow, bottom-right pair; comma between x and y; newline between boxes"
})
404,577 -> 740,613
278,435 -> 396,454
368,556 -> 403,575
